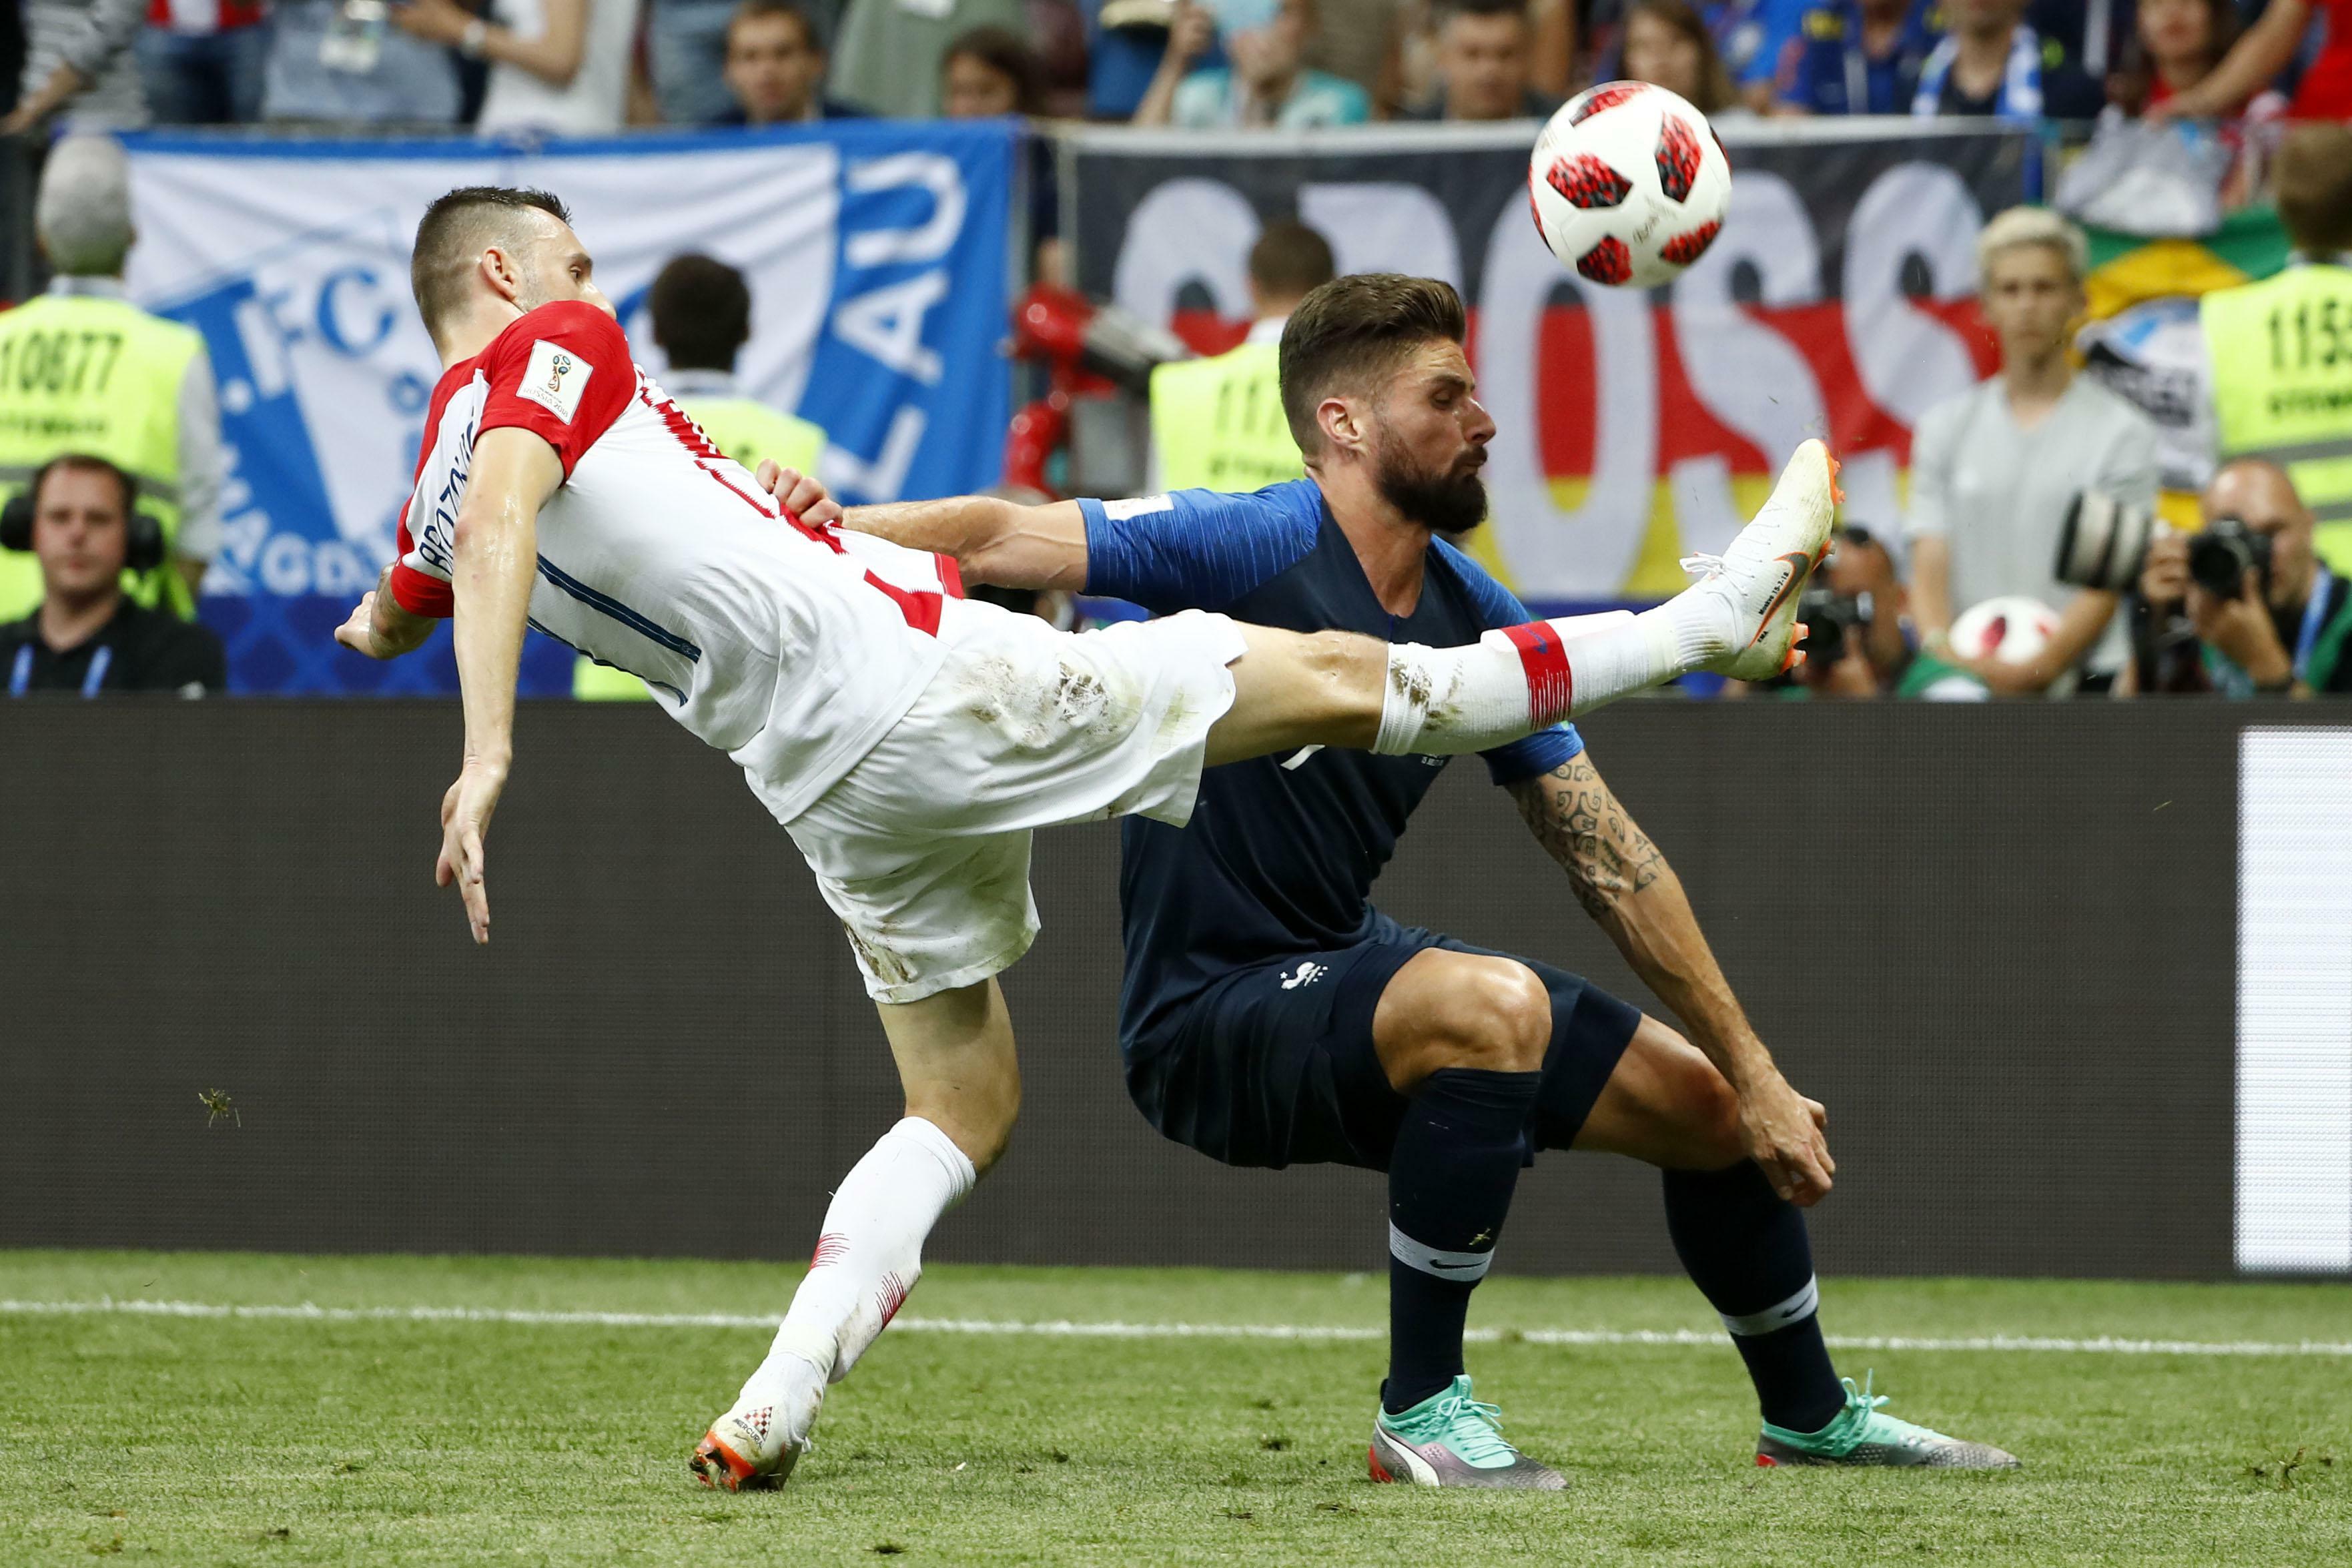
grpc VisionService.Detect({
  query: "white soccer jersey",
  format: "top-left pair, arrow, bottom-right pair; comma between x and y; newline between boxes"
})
390,301 -> 963,822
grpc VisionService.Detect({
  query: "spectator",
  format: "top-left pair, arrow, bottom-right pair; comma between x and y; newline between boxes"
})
1304,0 -> 1407,113
1618,0 -> 1737,113
1135,0 -> 1371,127
396,0 -> 641,135
0,455 -> 226,697
1400,0 -> 1559,119
941,21 -> 1042,113
2106,0 -> 2240,114
829,0 -> 1026,118
1147,219 -> 1334,491
4,0 -> 151,131
1909,0 -> 2104,121
2151,0 -> 2352,122
1906,207 -> 2159,696
135,1 -> 270,125
646,0 -> 747,125
2198,124 -> 2352,572
1774,0 -> 1942,115
2130,459 -> 2352,696
715,0 -> 861,123
261,0 -> 460,125
1088,0 -> 1198,119
0,136 -> 222,625
941,27 -> 1064,281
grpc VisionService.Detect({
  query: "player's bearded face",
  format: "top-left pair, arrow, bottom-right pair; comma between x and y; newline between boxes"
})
1372,418 -> 1489,538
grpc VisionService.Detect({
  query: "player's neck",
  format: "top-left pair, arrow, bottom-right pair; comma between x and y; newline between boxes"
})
1322,474 -> 1432,617
434,299 -> 527,369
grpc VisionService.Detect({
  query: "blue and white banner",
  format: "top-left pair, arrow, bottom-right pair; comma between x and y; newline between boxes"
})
119,121 -> 1017,693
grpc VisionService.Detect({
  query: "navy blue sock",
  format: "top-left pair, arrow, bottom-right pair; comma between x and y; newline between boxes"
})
1383,1067 -> 1543,1415
1662,1160 -> 1845,1434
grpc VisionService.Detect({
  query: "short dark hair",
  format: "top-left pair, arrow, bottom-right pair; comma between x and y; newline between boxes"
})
1248,221 -> 1337,303
1437,0 -> 1529,26
942,25 -> 1043,114
1277,273 -> 1465,453
35,453 -> 136,522
2276,124 -> 2352,255
410,186 -> 572,334
649,254 -> 752,373
728,0 -> 819,52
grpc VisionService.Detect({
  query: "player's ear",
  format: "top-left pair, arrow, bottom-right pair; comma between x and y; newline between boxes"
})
480,244 -> 524,306
1318,395 -> 1360,455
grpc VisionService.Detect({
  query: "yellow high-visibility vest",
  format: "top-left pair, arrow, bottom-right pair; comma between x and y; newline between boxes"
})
1148,340 -> 1304,494
574,394 -> 827,700
0,292 -> 204,620
2203,263 -> 2352,570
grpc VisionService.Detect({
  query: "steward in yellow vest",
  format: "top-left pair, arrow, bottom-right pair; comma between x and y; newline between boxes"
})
1,139 -> 225,623
1149,329 -> 1300,493
574,254 -> 827,699
1147,219 -> 1335,496
2202,125 -> 2352,571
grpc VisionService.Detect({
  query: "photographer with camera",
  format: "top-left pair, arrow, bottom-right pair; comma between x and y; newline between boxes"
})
1745,526 -> 1989,701
2127,458 -> 2352,698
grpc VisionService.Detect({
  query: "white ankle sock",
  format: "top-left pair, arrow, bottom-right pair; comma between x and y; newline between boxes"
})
737,1116 -> 977,1409
1373,590 -> 1733,757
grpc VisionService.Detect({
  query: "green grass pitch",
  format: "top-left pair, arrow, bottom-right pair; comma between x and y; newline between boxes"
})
3,1251 -> 2347,1566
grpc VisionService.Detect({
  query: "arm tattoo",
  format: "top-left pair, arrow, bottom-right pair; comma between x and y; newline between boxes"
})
1511,753 -> 1665,919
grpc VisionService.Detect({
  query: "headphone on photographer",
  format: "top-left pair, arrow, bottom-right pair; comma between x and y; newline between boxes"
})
0,455 -> 165,574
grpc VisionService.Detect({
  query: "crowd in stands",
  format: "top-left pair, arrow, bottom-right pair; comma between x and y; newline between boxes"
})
2,0 -> 2346,135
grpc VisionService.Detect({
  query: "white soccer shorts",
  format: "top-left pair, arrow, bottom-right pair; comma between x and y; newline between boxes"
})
765,599 -> 1247,1004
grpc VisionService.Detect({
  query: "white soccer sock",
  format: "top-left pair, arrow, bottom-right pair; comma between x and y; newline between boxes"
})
1373,592 -> 1735,757
736,1116 -> 977,1410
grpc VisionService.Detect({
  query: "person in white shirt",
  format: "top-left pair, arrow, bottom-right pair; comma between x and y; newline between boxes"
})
395,0 -> 640,135
333,185 -> 1836,1493
1906,207 -> 2159,695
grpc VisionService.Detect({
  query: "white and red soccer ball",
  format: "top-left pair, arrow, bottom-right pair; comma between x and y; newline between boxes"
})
1950,596 -> 2064,665
1527,81 -> 1731,290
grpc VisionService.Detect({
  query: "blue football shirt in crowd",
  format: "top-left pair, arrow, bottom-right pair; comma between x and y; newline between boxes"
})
1076,480 -> 1585,1058
1776,0 -> 1944,114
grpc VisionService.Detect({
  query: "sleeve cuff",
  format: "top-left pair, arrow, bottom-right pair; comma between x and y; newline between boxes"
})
388,562 -> 454,619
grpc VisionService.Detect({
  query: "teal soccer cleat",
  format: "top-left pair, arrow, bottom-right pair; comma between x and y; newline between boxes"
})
1756,1373 -> 2019,1469
1366,1376 -> 1566,1491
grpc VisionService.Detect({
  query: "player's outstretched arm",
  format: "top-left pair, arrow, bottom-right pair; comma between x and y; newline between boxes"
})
439,426 -> 562,947
1507,752 -> 1836,1206
335,562 -> 439,661
750,462 -> 1088,591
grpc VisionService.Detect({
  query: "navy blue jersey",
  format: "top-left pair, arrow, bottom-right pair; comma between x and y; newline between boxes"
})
1080,480 -> 1584,1058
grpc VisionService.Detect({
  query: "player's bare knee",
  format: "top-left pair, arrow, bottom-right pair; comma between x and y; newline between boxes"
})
1300,630 -> 1382,731
1430,959 -> 1552,1075
1675,1048 -> 1744,1168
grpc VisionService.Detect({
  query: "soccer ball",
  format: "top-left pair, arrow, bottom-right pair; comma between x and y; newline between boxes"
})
1527,81 -> 1731,290
1950,596 -> 2064,665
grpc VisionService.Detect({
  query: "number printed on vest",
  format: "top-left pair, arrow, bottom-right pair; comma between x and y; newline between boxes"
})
2268,296 -> 2349,373
0,330 -> 127,396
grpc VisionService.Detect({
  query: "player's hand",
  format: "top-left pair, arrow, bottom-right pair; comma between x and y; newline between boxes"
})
334,587 -> 394,658
753,460 -> 843,528
1735,1071 -> 1834,1206
435,757 -> 507,945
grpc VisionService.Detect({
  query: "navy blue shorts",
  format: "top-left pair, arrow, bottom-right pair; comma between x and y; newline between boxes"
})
1124,928 -> 1643,1172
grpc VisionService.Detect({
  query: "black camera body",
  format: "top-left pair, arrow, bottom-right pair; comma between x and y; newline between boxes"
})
2187,515 -> 2273,601
1797,582 -> 1864,667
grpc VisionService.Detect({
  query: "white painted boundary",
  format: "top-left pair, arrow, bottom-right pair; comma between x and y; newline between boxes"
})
4,1298 -> 2349,1358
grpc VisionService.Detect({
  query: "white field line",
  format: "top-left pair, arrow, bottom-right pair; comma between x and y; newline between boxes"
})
1,1297 -> 2349,1358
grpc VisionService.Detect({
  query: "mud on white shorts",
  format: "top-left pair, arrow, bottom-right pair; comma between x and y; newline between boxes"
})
769,599 -> 1247,1004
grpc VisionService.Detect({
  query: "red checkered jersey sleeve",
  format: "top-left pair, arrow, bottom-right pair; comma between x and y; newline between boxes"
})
389,496 -> 451,618
474,302 -> 636,477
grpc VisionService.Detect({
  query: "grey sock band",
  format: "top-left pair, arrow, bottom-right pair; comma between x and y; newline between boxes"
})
1718,1274 -> 1819,1336
1389,1220 -> 1495,1283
